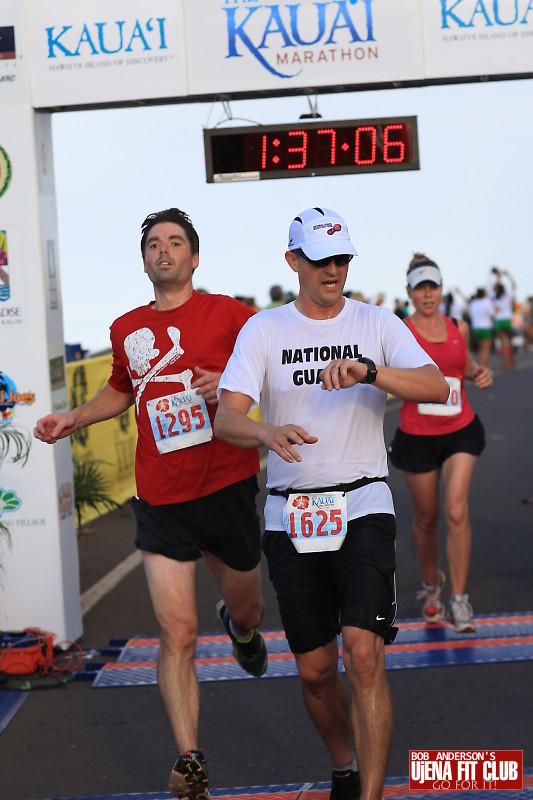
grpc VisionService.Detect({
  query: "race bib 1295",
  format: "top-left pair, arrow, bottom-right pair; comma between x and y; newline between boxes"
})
146,388 -> 212,454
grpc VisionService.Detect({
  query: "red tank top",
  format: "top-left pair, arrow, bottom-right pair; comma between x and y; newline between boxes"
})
399,316 -> 474,436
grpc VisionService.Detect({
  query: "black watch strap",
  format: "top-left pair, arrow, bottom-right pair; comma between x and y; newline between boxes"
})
357,357 -> 378,384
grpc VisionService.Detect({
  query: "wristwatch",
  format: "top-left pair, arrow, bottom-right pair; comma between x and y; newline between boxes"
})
357,357 -> 378,384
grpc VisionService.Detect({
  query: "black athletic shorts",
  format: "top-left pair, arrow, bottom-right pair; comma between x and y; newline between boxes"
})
388,414 -> 486,473
262,513 -> 397,654
131,475 -> 261,571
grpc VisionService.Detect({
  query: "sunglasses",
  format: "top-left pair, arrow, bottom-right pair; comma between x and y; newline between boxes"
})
295,249 -> 353,268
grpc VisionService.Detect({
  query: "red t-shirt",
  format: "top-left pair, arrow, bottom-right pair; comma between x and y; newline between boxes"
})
399,316 -> 474,436
108,291 -> 259,504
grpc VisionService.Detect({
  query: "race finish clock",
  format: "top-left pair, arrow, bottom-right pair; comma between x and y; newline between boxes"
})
204,116 -> 419,183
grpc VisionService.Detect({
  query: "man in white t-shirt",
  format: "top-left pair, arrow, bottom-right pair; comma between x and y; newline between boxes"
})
214,207 -> 449,800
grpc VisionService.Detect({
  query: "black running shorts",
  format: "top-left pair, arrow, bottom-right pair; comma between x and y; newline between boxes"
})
132,475 -> 261,571
262,513 -> 397,654
388,414 -> 486,473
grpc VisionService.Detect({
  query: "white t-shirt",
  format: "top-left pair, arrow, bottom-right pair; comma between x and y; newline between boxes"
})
219,299 -> 434,530
450,298 -> 467,320
492,291 -> 514,321
469,297 -> 494,329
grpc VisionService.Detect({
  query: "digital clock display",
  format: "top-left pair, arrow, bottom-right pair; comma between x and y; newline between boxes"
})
204,116 -> 419,183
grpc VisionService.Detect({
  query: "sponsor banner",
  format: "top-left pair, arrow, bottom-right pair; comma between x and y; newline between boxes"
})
28,0 -> 188,108
185,0 -> 424,96
4,0 -> 533,109
424,0 -> 533,78
0,0 -> 29,105
67,355 -> 137,526
409,750 -> 523,792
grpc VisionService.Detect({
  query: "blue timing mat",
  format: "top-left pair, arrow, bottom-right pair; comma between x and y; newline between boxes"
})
90,612 -> 533,688
36,769 -> 533,800
0,690 -> 28,734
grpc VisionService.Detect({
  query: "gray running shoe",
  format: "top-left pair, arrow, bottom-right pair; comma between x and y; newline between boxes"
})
215,600 -> 268,677
169,750 -> 210,799
449,594 -> 477,633
330,769 -> 361,800
416,570 -> 446,623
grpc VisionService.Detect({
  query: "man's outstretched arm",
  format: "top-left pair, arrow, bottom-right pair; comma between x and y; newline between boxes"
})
34,383 -> 134,444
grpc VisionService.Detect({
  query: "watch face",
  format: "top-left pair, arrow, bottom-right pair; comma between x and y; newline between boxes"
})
359,357 -> 377,383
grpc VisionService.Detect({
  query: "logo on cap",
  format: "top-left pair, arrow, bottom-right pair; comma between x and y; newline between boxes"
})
327,224 -> 342,236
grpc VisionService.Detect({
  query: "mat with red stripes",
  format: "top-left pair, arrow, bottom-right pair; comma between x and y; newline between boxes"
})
89,612 -> 533,688
40,768 -> 533,800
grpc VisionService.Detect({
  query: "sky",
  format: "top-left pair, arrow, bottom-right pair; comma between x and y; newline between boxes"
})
51,77 -> 533,354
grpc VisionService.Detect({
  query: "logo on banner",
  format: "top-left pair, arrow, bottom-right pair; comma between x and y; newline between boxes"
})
440,1 -> 533,29
45,17 -> 168,59
0,488 -> 22,519
0,146 -> 12,199
0,228 -> 23,326
222,0 -> 378,79
0,371 -> 35,468
409,750 -> 523,792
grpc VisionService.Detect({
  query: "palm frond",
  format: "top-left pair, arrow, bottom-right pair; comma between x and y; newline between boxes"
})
0,427 -> 32,467
72,459 -> 122,531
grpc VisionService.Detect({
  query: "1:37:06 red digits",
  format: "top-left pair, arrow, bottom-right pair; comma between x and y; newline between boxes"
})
256,122 -> 410,171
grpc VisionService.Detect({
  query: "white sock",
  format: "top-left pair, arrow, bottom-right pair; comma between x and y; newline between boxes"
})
229,619 -> 253,643
333,754 -> 358,774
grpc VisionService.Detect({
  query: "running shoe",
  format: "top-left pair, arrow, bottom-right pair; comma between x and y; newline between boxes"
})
330,769 -> 361,800
169,750 -> 210,800
416,570 -> 446,623
449,594 -> 477,633
215,600 -> 268,677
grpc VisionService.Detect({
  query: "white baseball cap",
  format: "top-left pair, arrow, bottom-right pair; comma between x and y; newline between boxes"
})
288,207 -> 358,261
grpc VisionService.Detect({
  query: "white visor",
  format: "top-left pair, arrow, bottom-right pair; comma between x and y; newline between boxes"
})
407,265 -> 442,289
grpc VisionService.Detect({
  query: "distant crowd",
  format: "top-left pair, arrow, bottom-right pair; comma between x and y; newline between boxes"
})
68,269 -> 532,366
230,267 -> 533,373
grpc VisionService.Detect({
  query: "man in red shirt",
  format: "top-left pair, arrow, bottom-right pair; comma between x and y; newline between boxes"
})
34,208 -> 267,799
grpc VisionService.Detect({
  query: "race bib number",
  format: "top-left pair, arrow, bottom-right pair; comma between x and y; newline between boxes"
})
418,376 -> 462,417
146,388 -> 212,454
282,491 -> 348,553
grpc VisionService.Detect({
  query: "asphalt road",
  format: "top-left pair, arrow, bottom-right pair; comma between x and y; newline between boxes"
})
2,350 -> 532,800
